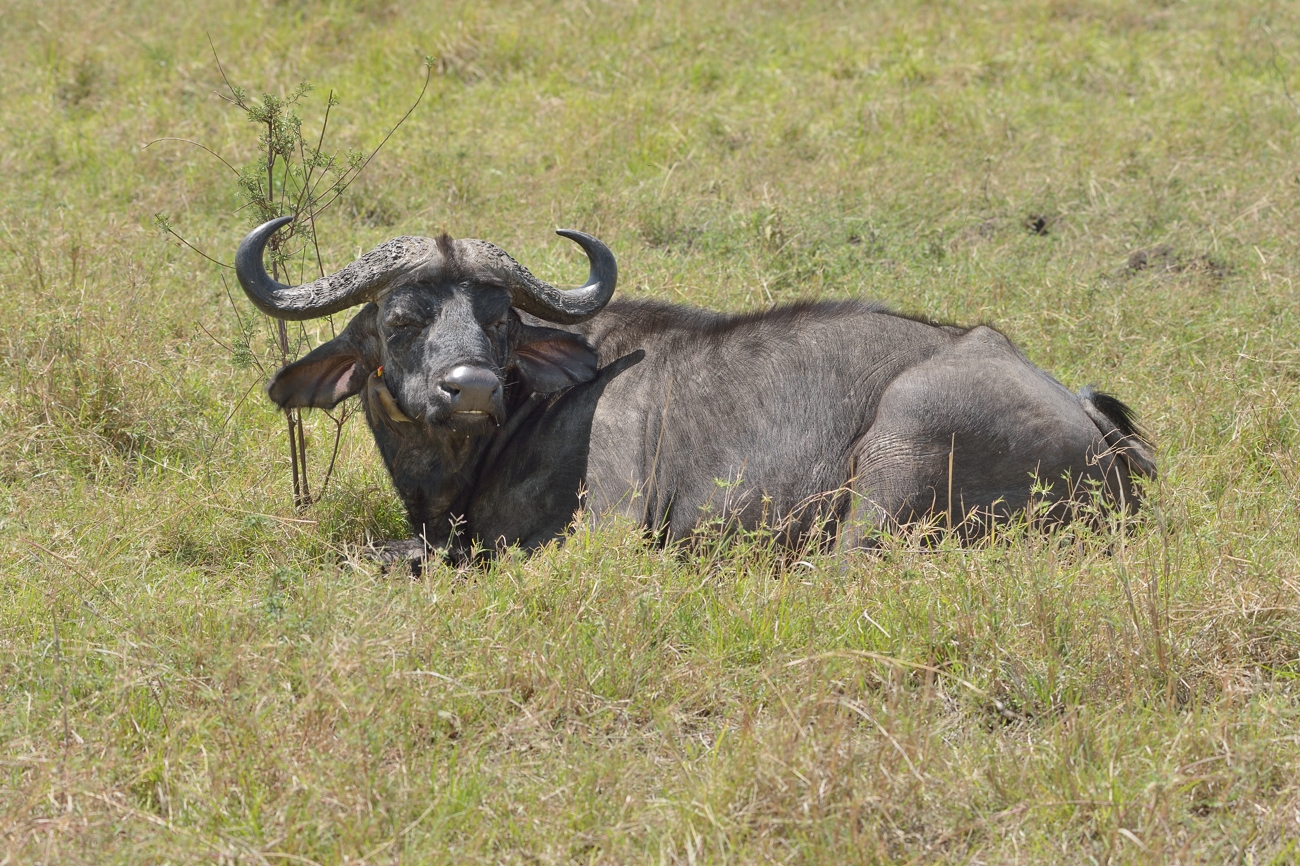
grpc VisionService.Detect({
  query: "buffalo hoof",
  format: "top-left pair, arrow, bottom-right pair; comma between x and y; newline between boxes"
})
366,538 -> 430,576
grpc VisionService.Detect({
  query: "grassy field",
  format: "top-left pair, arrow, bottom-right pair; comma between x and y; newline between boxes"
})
3,0 -> 1300,862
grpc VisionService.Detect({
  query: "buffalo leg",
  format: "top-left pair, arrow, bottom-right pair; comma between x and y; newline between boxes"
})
840,328 -> 1134,544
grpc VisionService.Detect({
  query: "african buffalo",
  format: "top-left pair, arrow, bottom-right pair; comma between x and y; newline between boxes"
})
236,217 -> 1155,564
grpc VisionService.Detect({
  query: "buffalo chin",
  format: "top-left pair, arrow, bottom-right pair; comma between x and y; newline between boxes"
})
446,410 -> 499,434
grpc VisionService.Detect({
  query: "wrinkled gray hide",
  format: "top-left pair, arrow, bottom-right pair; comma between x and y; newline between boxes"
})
572,299 -> 1155,545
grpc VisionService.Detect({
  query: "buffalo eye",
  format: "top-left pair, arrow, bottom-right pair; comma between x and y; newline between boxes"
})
385,316 -> 420,331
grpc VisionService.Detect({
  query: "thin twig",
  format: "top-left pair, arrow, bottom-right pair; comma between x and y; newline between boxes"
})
309,93 -> 335,276
160,225 -> 232,269
142,138 -> 240,175
219,273 -> 266,376
312,62 -> 434,213
313,403 -> 352,503
218,375 -> 264,436
208,32 -> 243,107
296,403 -> 311,506
297,90 -> 335,278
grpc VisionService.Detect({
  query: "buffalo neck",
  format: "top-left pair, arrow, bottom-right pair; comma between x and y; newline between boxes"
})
361,399 -> 497,551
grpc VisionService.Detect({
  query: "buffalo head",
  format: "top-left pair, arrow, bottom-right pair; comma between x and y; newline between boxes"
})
235,217 -> 624,557
236,216 -> 617,428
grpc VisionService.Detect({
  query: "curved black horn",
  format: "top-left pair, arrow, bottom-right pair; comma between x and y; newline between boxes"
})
235,217 -> 437,321
500,229 -> 618,324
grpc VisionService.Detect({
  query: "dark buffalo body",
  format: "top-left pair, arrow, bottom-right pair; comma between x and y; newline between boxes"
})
235,219 -> 1155,562
574,299 -> 1152,545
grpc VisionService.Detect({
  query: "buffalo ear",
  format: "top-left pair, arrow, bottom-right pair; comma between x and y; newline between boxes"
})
266,305 -> 380,410
511,321 -> 598,395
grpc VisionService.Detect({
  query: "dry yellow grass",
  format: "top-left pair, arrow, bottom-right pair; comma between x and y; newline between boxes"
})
3,0 -> 1300,862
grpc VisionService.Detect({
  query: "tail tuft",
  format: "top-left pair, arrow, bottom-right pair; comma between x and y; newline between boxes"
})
1079,386 -> 1157,480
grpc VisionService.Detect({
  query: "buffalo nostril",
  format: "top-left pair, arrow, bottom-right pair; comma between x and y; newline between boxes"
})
439,365 -> 501,413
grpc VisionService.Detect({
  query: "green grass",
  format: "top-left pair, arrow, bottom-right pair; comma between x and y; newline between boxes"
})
3,0 -> 1300,861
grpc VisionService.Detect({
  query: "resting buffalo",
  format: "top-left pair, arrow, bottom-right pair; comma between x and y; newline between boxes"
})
236,217 -> 1155,564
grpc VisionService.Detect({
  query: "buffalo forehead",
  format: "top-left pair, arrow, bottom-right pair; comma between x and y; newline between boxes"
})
380,282 -> 512,325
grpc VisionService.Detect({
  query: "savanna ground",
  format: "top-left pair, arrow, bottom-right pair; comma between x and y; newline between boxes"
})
3,0 -> 1300,862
